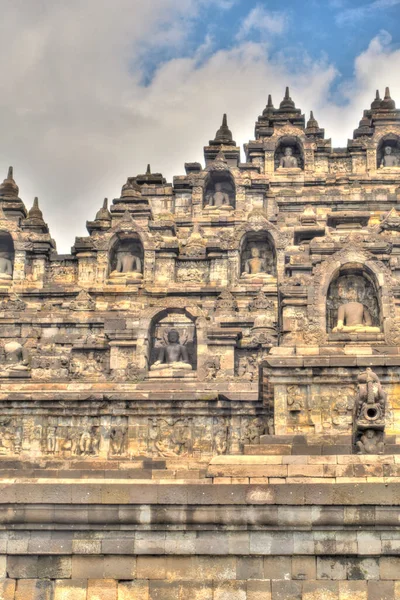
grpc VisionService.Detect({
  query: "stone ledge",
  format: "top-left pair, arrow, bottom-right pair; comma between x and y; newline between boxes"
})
0,481 -> 399,506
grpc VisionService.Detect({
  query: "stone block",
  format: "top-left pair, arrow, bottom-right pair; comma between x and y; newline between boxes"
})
271,581 -> 302,600
136,557 -> 166,580
87,580 -> 117,600
37,556 -> 72,579
213,580 -> 246,600
380,557 -> 400,580
338,581 -> 367,600
179,582 -> 213,600
117,580 -> 149,600
302,581 -> 339,599
104,556 -> 136,579
347,558 -> 379,580
54,579 -> 88,600
15,580 -> 53,600
236,557 -> 264,580
0,579 -> 16,600
317,557 -> 347,580
292,556 -> 316,580
148,581 -> 180,600
246,580 -> 272,600
263,556 -> 292,579
72,555 -> 104,579
367,581 -> 395,600
7,556 -> 38,579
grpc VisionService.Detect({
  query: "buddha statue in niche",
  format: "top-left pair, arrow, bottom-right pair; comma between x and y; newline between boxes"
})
204,182 -> 233,212
1,341 -> 30,372
109,247 -> 143,281
242,246 -> 274,281
279,147 -> 298,169
0,252 -> 12,280
332,286 -> 380,333
150,328 -> 192,371
380,145 -> 399,168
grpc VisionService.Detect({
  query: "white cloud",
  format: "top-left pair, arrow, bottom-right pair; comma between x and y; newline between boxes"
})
336,0 -> 400,25
0,3 -> 399,253
236,5 -> 288,39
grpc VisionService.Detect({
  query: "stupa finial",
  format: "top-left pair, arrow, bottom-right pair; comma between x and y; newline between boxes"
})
210,113 -> 236,146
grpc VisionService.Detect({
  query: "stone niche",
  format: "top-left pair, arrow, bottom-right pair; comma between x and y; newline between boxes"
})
377,133 -> 400,169
326,269 -> 380,334
108,234 -> 144,282
240,231 -> 276,281
274,136 -> 304,170
149,310 -> 197,374
0,231 -> 14,281
203,170 -> 235,211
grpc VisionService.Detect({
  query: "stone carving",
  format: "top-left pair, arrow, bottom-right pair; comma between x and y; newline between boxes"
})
0,251 -> 13,280
380,145 -> 399,168
0,419 -> 22,455
287,385 -> 306,413
236,353 -> 258,381
69,351 -> 108,379
241,246 -> 275,281
354,368 -> 387,454
0,341 -> 30,375
176,262 -> 208,284
248,290 -> 274,312
213,418 -> 229,455
150,418 -> 191,457
199,356 -> 221,381
109,417 -> 128,456
150,329 -> 192,371
279,147 -> 299,168
330,277 -> 380,333
70,289 -> 95,311
0,294 -> 26,311
215,289 -> 238,314
240,417 -> 265,447
109,243 -> 143,281
204,182 -> 234,212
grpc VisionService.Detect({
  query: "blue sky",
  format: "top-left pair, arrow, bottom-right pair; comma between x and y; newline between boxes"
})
0,0 -> 400,252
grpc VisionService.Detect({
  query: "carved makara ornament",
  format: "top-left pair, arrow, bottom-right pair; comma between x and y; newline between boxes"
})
354,368 -> 387,454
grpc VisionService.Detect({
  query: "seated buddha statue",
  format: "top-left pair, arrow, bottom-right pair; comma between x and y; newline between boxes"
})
109,248 -> 143,281
0,252 -> 13,280
380,146 -> 399,168
204,183 -> 233,212
2,341 -> 30,372
241,247 -> 274,281
332,287 -> 380,333
150,329 -> 192,371
279,147 -> 298,169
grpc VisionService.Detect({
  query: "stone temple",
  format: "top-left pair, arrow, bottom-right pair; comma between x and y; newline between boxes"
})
0,87 -> 400,599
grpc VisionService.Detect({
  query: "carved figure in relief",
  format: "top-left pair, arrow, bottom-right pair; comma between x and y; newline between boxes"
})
204,182 -> 233,212
356,429 -> 384,455
46,424 -> 58,454
0,252 -> 12,280
213,419 -> 229,455
354,368 -> 386,423
279,147 -> 298,169
332,287 -> 380,333
380,146 -> 399,168
150,329 -> 192,371
110,417 -> 127,456
109,247 -> 143,281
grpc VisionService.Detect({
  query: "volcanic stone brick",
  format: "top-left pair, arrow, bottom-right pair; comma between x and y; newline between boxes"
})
246,580 -> 272,600
271,580 -> 302,600
15,579 -> 53,600
367,581 -> 395,600
54,579 -> 88,600
0,579 -> 15,600
87,579 -> 117,600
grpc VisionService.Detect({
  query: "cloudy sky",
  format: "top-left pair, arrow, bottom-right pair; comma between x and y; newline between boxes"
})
1,0 -> 400,252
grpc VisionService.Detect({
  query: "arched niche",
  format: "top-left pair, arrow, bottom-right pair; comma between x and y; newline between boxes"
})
108,234 -> 144,282
203,170 -> 235,211
326,267 -> 381,333
240,231 -> 276,281
149,310 -> 197,371
0,232 -> 14,281
377,133 -> 400,168
274,136 -> 304,170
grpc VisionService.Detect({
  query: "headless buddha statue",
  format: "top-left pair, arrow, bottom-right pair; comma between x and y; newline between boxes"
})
205,183 -> 233,211
0,252 -> 12,280
332,287 -> 380,333
109,248 -> 143,281
380,146 -> 399,168
150,329 -> 192,371
279,147 -> 298,169
242,247 -> 273,280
